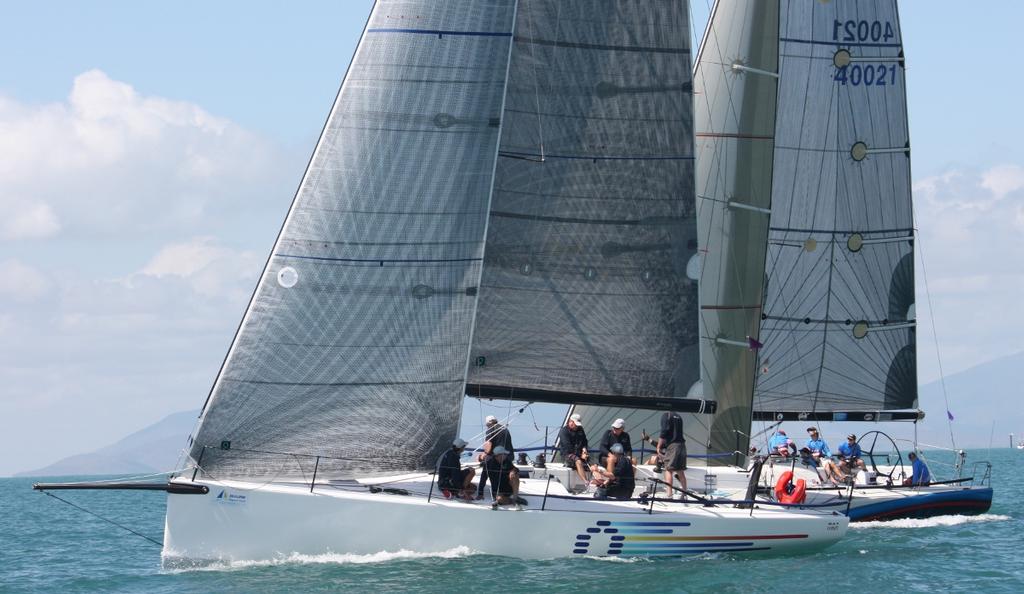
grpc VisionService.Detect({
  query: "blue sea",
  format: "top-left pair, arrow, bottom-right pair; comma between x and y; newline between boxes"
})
3,449 -> 1021,593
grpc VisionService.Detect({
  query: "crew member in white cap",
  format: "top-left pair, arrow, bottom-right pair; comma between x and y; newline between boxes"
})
558,413 -> 590,486
476,414 -> 514,499
598,418 -> 633,467
436,438 -> 475,500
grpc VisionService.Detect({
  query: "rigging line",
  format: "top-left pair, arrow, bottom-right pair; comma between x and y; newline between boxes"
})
40,491 -> 163,548
914,212 -> 957,451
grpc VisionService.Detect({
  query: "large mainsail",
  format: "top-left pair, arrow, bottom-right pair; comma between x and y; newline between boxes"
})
700,0 -> 917,426
466,2 -> 701,434
754,0 -> 916,418
188,1 -> 518,479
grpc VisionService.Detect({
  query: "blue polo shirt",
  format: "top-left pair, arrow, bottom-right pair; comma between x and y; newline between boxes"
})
911,458 -> 931,485
768,433 -> 793,450
806,438 -> 831,457
838,442 -> 862,458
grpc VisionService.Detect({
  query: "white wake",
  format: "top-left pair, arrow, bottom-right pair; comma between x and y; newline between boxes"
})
851,514 -> 1011,530
162,546 -> 477,572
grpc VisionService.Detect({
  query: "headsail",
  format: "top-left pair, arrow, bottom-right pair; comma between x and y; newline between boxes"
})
465,1 -> 702,434
188,1 -> 518,479
695,0 -> 780,461
754,0 -> 916,417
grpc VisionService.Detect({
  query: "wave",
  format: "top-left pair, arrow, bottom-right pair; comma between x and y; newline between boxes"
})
162,546 -> 477,572
851,514 -> 1011,530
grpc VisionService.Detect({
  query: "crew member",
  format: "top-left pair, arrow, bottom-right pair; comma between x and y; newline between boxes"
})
905,451 -> 931,486
437,438 -> 475,500
476,415 -> 514,499
598,418 -> 633,466
558,413 -> 590,486
658,410 -> 687,497
484,445 -> 522,507
837,434 -> 867,474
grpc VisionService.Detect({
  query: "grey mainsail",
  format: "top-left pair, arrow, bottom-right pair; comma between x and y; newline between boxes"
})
465,1 -> 701,437
697,0 -> 917,427
188,0 -> 518,479
754,0 -> 916,418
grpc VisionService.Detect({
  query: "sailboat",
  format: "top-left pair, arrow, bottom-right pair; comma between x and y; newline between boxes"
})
35,0 -> 849,563
681,0 -> 992,522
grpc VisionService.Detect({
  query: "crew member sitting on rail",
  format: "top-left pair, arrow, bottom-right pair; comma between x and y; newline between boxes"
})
904,451 -> 931,486
598,418 -> 633,466
484,445 -> 522,507
768,429 -> 796,457
437,438 -> 475,500
837,434 -> 867,475
476,415 -> 515,499
805,427 -> 846,483
559,413 -> 590,486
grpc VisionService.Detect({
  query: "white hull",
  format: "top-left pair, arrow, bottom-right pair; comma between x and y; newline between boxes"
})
163,471 -> 847,563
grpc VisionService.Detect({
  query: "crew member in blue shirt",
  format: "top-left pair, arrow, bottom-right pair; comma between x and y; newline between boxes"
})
837,433 -> 867,475
768,429 -> 795,457
905,451 -> 931,486
805,427 -> 845,482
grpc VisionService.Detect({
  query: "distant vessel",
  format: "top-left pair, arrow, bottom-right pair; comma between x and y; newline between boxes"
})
38,0 -> 846,563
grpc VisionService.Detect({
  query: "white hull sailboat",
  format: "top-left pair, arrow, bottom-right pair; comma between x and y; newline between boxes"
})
163,471 -> 845,563
154,0 -> 852,563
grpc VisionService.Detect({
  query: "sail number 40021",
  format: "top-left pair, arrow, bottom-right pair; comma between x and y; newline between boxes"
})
833,19 -> 895,43
834,64 -> 898,86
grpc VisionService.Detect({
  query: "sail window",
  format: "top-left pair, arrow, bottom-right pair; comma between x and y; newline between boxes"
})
847,233 -> 864,252
277,266 -> 298,288
853,321 -> 869,339
686,254 -> 700,280
851,142 -> 868,161
803,238 -> 817,252
433,113 -> 455,128
411,284 -> 434,299
833,49 -> 852,68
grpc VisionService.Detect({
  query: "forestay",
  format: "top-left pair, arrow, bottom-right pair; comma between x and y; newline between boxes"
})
188,0 -> 518,479
464,1 -> 700,436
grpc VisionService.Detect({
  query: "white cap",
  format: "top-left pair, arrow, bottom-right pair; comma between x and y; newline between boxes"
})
611,418 -> 625,429
569,413 -> 583,426
485,415 -> 497,424
452,438 -> 467,449
492,445 -> 509,455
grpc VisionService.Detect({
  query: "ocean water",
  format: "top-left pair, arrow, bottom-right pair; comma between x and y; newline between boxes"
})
3,449 -> 1021,593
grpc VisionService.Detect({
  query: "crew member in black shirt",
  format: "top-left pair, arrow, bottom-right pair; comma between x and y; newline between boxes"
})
558,413 -> 590,486
484,445 -> 521,507
476,415 -> 515,499
657,410 -> 688,498
598,418 -> 633,466
437,438 -> 475,500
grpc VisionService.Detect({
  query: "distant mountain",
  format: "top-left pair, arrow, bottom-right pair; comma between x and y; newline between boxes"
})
915,351 -> 1024,449
15,410 -> 197,477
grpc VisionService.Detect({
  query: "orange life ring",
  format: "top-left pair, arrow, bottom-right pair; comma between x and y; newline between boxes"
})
774,471 -> 807,505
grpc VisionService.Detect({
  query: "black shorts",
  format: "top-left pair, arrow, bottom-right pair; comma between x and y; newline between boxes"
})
439,468 -> 472,490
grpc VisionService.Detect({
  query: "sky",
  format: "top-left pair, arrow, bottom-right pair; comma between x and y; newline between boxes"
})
2,1 -> 1022,476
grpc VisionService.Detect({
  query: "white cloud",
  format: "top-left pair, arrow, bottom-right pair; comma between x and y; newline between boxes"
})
980,164 -> 1024,200
0,258 -> 51,302
912,164 -> 1024,381
0,70 -> 287,240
